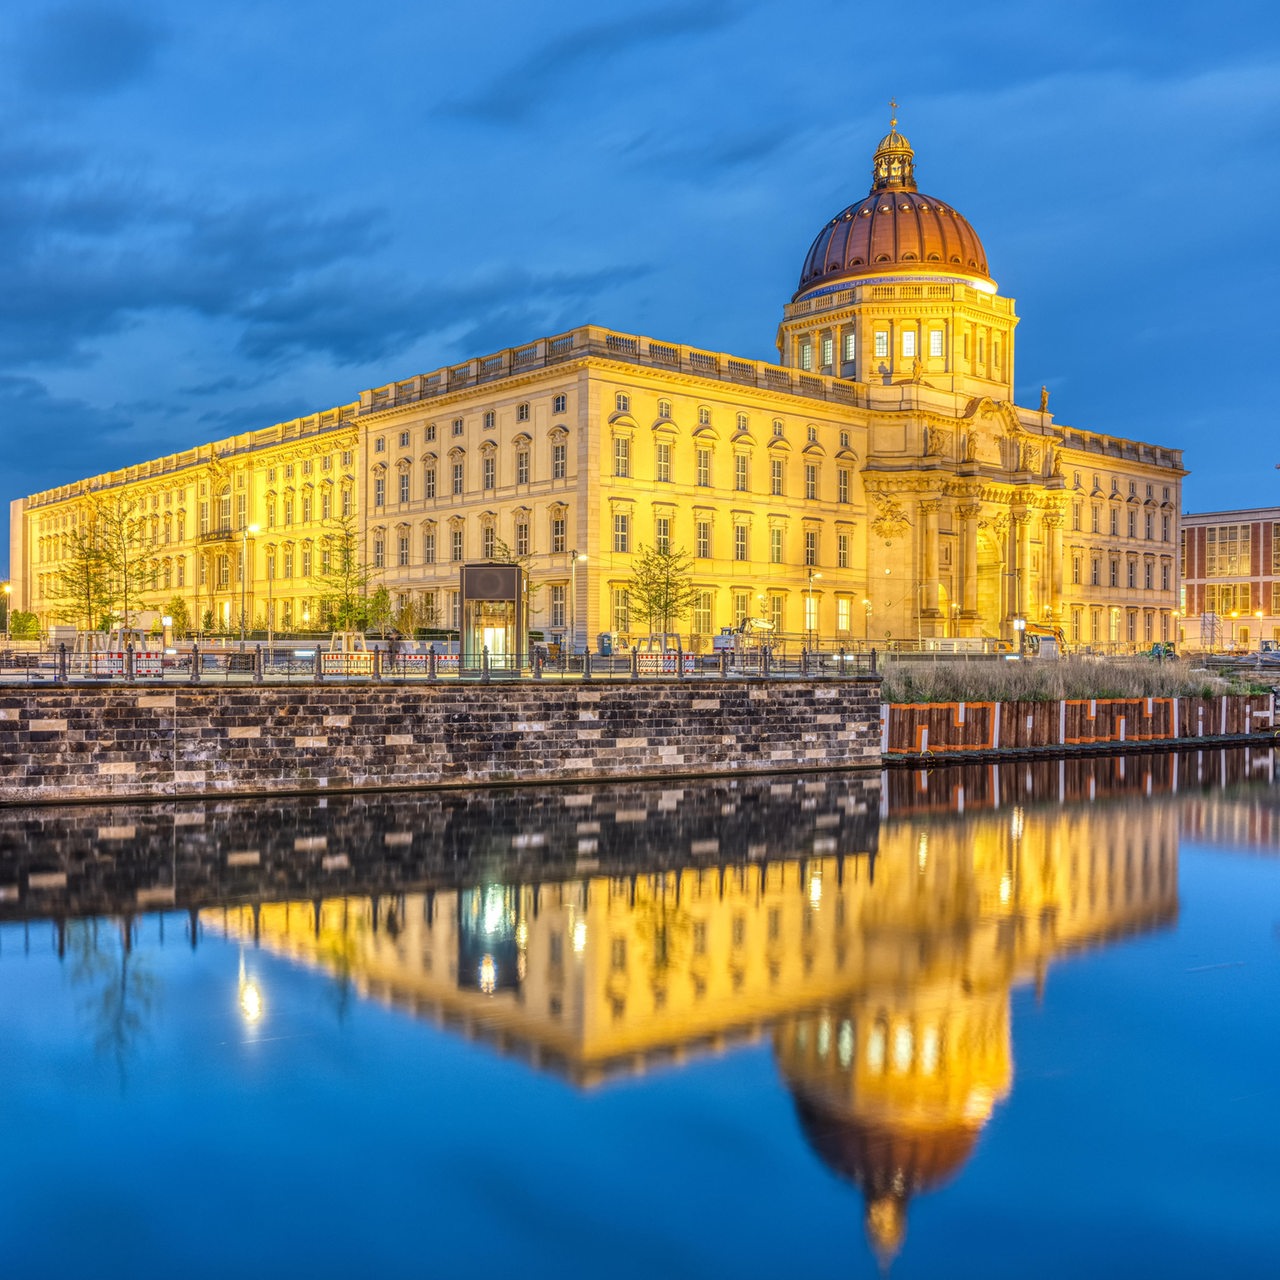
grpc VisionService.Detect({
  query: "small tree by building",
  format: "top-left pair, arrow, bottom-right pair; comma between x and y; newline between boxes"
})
626,544 -> 701,643
315,515 -> 378,631
164,596 -> 191,640
9,611 -> 40,639
51,521 -> 114,632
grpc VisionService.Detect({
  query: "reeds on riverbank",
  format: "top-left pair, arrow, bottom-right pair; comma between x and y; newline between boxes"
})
878,656 -> 1268,704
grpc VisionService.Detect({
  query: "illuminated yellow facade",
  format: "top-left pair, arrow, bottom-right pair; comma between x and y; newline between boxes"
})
213,793 -> 1177,1263
8,120 -> 1185,651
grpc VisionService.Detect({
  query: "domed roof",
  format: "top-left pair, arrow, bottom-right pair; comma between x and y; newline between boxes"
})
794,117 -> 991,299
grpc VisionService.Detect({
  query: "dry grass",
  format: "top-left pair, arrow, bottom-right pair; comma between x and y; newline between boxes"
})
878,656 -> 1262,704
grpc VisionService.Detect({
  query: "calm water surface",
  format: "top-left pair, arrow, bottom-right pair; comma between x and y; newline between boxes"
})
1,750 -> 1278,1278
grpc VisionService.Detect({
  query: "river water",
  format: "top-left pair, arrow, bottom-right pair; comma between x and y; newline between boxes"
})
1,749 -> 1278,1278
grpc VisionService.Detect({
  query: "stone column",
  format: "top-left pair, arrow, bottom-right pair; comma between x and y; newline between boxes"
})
1044,511 -> 1064,616
1015,510 -> 1032,619
919,499 -> 941,624
957,503 -> 981,622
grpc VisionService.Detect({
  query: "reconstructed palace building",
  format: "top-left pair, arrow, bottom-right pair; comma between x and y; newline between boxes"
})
8,119 -> 1185,651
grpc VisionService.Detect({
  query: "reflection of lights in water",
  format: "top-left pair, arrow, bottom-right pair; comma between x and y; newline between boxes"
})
572,920 -> 587,954
999,874 -> 1013,905
809,874 -> 822,905
1010,805 -> 1025,841
837,1019 -> 855,1069
892,1024 -> 914,1073
867,1023 -> 886,1072
482,886 -> 507,935
479,954 -> 497,995
817,1016 -> 830,1058
237,951 -> 263,1024
515,920 -> 528,949
917,831 -> 929,870
920,1025 -> 940,1075
964,1086 -> 995,1123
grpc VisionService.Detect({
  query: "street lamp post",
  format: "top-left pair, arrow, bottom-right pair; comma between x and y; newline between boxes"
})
806,569 -> 821,650
568,549 -> 577,654
2,582 -> 10,642
239,524 -> 260,650
1013,615 -> 1026,656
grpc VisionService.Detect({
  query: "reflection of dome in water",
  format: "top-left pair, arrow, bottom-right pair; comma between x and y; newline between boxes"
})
792,1090 -> 981,1268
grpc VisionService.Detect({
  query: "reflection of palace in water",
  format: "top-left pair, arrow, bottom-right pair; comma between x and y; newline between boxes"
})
212,789 -> 1179,1266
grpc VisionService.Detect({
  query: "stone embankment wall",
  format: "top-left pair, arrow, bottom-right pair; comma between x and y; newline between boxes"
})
0,679 -> 883,803
882,693 -> 1277,756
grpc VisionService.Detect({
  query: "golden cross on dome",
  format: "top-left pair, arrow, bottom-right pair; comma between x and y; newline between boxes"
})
889,97 -> 898,129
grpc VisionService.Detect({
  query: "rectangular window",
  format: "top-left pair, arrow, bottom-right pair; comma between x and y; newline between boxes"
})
693,591 -> 713,637
1109,560 -> 1118,587
423,531 -> 436,564
399,431 -> 410,448
450,591 -> 460,629
398,535 -> 410,567
321,491 -> 331,521
1128,511 -> 1137,539
734,454 -> 749,493
696,448 -> 711,487
374,477 -> 386,507
804,594 -> 818,633
696,520 -> 711,559
1072,555 -> 1081,585
551,516 -> 566,554
837,469 -> 850,504
874,331 -> 888,359
837,533 -> 849,569
655,441 -> 671,483
424,467 -> 436,499
399,473 -> 410,504
734,525 -> 748,562
799,342 -> 812,371
482,526 -> 495,559
342,489 -> 351,519
902,330 -> 917,359
614,436 -> 630,478
1144,562 -> 1153,590
929,329 -> 944,358
1110,508 -> 1119,536
770,594 -> 784,633
552,442 -> 567,480
452,419 -> 464,437
451,528 -> 464,561
550,584 -> 566,628
516,449 -> 530,485
553,393 -> 567,415
373,539 -> 385,570
1206,524 -> 1251,576
613,588 -> 630,633
1127,561 -> 1137,589
1092,505 -> 1100,533
820,335 -> 833,367
771,458 -> 785,497
613,514 -> 630,553
843,332 -> 856,362
732,591 -> 749,627
1145,513 -> 1153,540
805,464 -> 817,500
1161,563 -> 1170,591
1072,502 -> 1081,531
837,598 -> 851,632
655,516 -> 671,555
770,527 -> 783,564
804,530 -> 817,566
515,521 -> 529,557
452,462 -> 464,495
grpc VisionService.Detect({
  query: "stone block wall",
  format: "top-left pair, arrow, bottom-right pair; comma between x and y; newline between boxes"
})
0,678 -> 884,803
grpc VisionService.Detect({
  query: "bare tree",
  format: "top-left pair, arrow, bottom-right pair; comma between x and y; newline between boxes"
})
626,544 -> 701,642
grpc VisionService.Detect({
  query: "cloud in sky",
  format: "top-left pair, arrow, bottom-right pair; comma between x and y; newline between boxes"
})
11,3 -> 169,97
438,1 -> 748,124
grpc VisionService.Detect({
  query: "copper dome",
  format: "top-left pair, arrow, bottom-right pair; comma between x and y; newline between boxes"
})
794,125 -> 991,299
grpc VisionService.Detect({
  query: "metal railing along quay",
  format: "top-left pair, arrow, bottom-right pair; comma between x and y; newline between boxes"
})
0,644 -> 880,687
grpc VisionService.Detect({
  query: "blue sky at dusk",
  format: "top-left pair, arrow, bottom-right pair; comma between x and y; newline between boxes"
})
2,0 -> 1279,574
